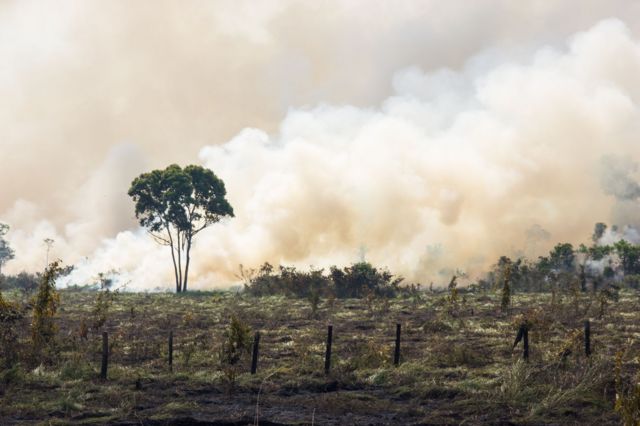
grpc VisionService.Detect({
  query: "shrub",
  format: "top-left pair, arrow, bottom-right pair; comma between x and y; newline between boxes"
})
348,340 -> 389,370
0,363 -> 25,386
91,290 -> 116,331
308,289 -> 321,318
597,285 -> 619,318
622,274 -> 640,290
1,272 -> 39,294
330,262 -> 402,299
500,261 -> 512,312
218,314 -> 252,393
447,275 -> 459,315
0,291 -> 23,367
244,263 -> 331,298
31,261 -> 62,356
498,359 -> 533,403
244,261 -> 401,299
59,356 -> 94,381
615,351 -> 640,425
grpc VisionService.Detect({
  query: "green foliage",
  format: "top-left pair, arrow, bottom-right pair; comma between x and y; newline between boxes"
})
345,340 -> 389,370
128,164 -> 234,292
432,342 -> 488,368
0,290 -> 23,367
578,264 -> 587,292
597,285 -> 619,318
500,258 -> 512,312
219,315 -> 252,365
244,261 -> 401,299
446,275 -> 459,315
330,262 -> 402,299
592,222 -> 607,243
0,290 -> 22,323
488,256 -> 539,293
614,240 -> 640,276
0,363 -> 25,386
59,355 -> 94,381
91,276 -> 117,331
1,271 -> 39,293
549,243 -> 575,272
487,223 -> 640,294
31,261 -> 62,353
622,274 -> 640,289
218,314 -> 252,392
2,266 -> 73,294
308,289 -> 321,318
498,359 -> 533,403
244,263 -> 330,298
0,222 -> 15,276
587,244 -> 613,261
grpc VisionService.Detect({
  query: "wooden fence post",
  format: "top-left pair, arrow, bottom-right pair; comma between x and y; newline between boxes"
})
100,331 -> 108,379
513,324 -> 529,362
324,325 -> 333,375
251,331 -> 260,375
168,330 -> 173,371
584,320 -> 591,357
394,323 -> 401,366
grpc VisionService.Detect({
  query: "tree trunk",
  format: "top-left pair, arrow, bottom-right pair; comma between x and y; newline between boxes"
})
176,232 -> 183,292
166,225 -> 181,292
183,235 -> 192,292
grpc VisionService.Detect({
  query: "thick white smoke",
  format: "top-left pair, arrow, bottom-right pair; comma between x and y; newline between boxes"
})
189,18 -> 640,287
2,9 -> 640,289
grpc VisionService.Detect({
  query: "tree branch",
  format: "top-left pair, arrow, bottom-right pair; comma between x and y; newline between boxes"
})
148,231 -> 171,245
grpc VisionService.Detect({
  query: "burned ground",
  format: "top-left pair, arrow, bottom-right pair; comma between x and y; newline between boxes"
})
1,288 -> 639,425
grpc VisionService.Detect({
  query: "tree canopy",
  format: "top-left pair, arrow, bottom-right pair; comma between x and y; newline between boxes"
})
0,223 -> 15,276
128,164 -> 234,292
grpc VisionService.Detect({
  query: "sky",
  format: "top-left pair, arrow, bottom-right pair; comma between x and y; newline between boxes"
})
2,0 -> 640,289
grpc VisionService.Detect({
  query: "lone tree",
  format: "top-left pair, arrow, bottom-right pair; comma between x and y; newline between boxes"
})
128,164 -> 234,292
0,223 -> 15,276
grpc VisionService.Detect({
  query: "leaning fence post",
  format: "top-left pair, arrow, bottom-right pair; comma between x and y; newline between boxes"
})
584,320 -> 591,357
168,330 -> 173,372
513,323 -> 529,362
324,325 -> 333,375
394,323 -> 401,366
251,332 -> 260,375
100,331 -> 108,379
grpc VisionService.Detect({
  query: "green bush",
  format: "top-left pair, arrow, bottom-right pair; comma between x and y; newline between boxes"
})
0,363 -> 24,386
243,261 -> 401,299
0,291 -> 23,368
244,263 -> 330,298
59,357 -> 94,381
1,272 -> 39,294
218,314 -> 252,393
31,262 -> 62,352
330,262 -> 401,298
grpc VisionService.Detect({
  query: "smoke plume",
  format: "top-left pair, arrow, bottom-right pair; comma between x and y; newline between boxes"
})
2,2 -> 640,289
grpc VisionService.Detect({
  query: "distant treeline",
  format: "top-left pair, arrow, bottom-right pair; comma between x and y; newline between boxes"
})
0,265 -> 74,294
478,223 -> 640,294
2,223 -> 639,297
242,222 -> 640,298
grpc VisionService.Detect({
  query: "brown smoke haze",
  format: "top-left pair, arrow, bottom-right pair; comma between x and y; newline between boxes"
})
2,1 -> 640,289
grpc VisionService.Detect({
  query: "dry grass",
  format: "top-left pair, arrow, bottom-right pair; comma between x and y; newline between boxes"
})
0,287 -> 638,424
